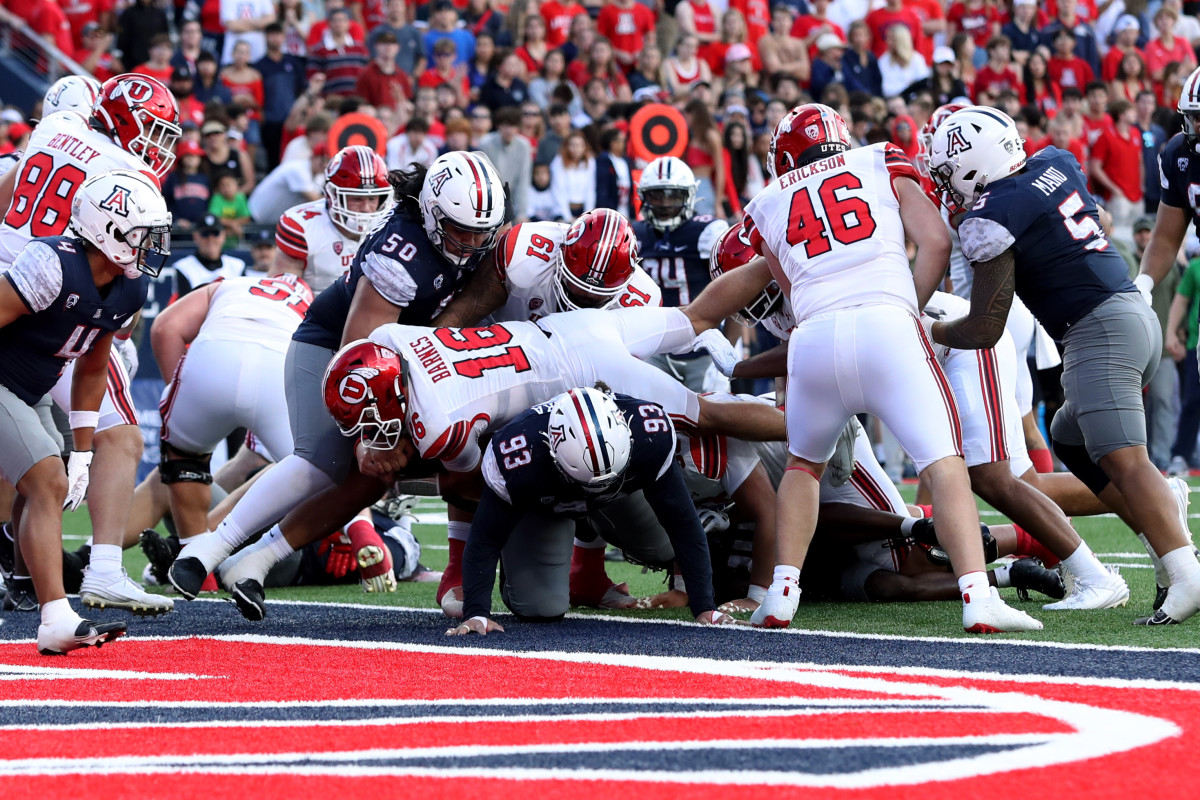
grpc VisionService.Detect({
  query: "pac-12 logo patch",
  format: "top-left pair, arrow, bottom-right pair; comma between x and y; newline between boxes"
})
333,241 -> 343,255
944,126 -> 972,157
64,294 -> 79,309
99,186 -> 132,217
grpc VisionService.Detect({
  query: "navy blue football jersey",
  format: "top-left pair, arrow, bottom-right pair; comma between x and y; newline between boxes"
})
1158,132 -> 1200,230
483,394 -> 676,515
294,209 -> 465,350
633,215 -> 729,307
0,236 -> 147,404
958,146 -> 1136,339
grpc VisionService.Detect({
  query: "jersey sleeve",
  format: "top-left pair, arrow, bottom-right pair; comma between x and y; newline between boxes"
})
696,218 -> 730,262
493,223 -> 523,281
361,252 -> 419,307
882,142 -> 921,195
625,267 -> 662,306
480,446 -> 512,504
958,214 -> 1018,264
5,241 -> 63,313
275,212 -> 308,260
422,414 -> 490,472
1159,140 -> 1188,209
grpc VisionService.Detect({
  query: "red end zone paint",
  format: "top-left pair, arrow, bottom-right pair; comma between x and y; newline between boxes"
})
0,637 -> 1191,799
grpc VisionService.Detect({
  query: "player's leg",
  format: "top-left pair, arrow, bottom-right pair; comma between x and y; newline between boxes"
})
498,513 -> 575,621
215,436 -> 271,492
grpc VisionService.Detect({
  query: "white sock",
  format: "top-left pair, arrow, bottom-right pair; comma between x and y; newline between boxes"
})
773,564 -> 800,586
447,520 -> 470,542
747,584 -> 767,603
40,597 -> 76,626
263,526 -> 295,561
1137,533 -> 1170,587
1163,545 -> 1200,586
229,527 -> 293,583
87,544 -> 122,575
573,536 -> 606,549
958,570 -> 990,603
992,564 -> 1011,588
1061,542 -> 1109,583
899,517 -> 917,536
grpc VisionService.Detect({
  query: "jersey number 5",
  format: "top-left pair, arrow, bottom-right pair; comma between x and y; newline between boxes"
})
434,325 -> 531,379
784,173 -> 877,258
5,153 -> 87,237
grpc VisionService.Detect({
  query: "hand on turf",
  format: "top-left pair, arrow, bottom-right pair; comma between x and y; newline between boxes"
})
317,531 -> 355,578
633,588 -> 689,609
63,450 -> 93,511
692,328 -> 739,377
446,615 -> 505,635
695,610 -> 739,626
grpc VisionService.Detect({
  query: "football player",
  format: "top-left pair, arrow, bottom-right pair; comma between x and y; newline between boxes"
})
167,152 -> 509,606
0,74 -> 179,615
690,103 -> 1040,633
633,156 -> 730,391
928,106 -> 1200,625
274,145 -> 394,294
445,387 -> 734,634
0,170 -> 170,653
435,207 -> 661,326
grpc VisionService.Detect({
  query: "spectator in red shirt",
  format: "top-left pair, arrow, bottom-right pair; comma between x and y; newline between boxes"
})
707,9 -> 763,77
596,0 -> 656,72
134,33 -> 176,84
567,38 -> 632,100
169,67 -> 207,128
947,0 -> 1000,51
792,0 -> 844,61
729,0 -> 770,48
419,38 -> 470,106
517,14 -> 550,78
1048,26 -> 1094,91
29,0 -> 74,59
908,0 -> 947,61
865,0 -> 924,59
307,0 -> 366,50
974,35 -> 1023,101
307,7 -> 370,97
1022,49 -> 1061,115
1111,51 -> 1151,104
1040,113 -> 1087,170
221,41 -> 266,121
541,0 -> 586,50
1102,15 -> 1144,83
62,0 -> 105,51
1080,80 -> 1115,150
676,0 -> 721,68
1088,99 -> 1143,247
1045,0 -> 1098,25
355,32 -> 413,109
74,21 -> 122,81
1144,6 -> 1197,84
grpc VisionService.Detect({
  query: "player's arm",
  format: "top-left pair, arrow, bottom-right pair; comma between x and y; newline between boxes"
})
454,484 -> 520,628
896,175 -> 952,309
69,331 -> 115,453
729,342 -> 788,380
729,461 -> 777,597
932,248 -> 1016,350
432,247 -> 509,326
1139,202 -> 1191,289
271,248 -> 306,279
343,276 -> 406,346
151,281 -> 218,379
642,461 -> 723,622
683,255 -> 773,332
1167,290 -> 1190,360
0,276 -> 31,329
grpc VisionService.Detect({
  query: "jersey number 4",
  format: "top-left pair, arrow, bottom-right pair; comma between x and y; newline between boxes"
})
434,325 -> 531,379
784,173 -> 877,258
5,153 -> 87,237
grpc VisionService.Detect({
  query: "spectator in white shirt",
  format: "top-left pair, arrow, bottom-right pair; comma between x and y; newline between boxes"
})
549,129 -> 596,220
221,0 -> 278,65
248,142 -> 327,224
878,23 -> 930,98
386,117 -> 440,170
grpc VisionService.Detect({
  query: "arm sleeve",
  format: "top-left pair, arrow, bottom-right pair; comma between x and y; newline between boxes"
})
460,485 -> 524,620
1160,147 -> 1187,208
697,218 -> 730,260
4,241 -> 62,313
275,213 -> 308,260
642,462 -> 716,617
361,252 -> 419,307
958,215 -> 1017,264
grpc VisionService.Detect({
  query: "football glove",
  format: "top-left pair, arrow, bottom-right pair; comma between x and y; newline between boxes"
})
692,328 -> 739,377
63,450 -> 93,511
317,531 -> 355,579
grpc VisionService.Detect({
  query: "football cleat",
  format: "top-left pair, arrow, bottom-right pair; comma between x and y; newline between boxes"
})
80,568 -> 174,616
37,617 -> 127,655
750,582 -> 800,628
1135,579 -> 1200,625
168,531 -> 232,600
62,545 -> 89,595
1009,557 -> 1065,601
168,557 -> 208,601
1042,567 -> 1129,610
963,587 -> 1043,633
140,530 -> 180,586
3,577 -> 37,612
406,564 -> 442,583
348,523 -> 397,594
230,579 -> 266,621
439,585 -> 464,619
0,522 -> 14,580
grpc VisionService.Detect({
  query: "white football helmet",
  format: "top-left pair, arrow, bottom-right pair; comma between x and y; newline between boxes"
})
1179,66 -> 1200,141
927,107 -> 1026,209
546,387 -> 632,493
70,169 -> 172,279
42,75 -> 102,120
638,156 -> 697,232
418,151 -> 506,268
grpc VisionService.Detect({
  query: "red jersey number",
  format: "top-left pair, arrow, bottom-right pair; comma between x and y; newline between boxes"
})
785,173 -> 878,258
5,153 -> 88,237
434,325 -> 532,379
248,277 -> 313,317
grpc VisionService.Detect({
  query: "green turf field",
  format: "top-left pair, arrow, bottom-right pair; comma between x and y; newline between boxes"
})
80,478 -> 1200,649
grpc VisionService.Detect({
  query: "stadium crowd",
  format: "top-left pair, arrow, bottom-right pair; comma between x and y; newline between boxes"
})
3,0 -> 1200,652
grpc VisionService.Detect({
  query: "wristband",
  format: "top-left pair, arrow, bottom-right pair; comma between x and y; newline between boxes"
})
68,410 -> 100,430
1134,273 -> 1155,294
467,616 -> 489,628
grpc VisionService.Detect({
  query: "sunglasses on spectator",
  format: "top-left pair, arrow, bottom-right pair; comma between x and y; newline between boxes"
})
197,229 -> 223,237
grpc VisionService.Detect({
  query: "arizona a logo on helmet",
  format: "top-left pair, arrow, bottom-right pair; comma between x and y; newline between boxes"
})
945,125 -> 972,157
100,186 -> 132,217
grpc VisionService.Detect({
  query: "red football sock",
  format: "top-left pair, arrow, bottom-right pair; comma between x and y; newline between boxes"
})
346,519 -> 391,581
1029,448 -> 1054,474
436,537 -> 465,604
917,504 -> 934,519
1013,524 -> 1060,567
569,544 -> 615,605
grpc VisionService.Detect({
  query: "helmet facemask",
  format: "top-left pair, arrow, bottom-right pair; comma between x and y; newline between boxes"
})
118,222 -> 172,278
329,184 -> 394,238
737,282 -> 783,327
431,209 -> 499,269
640,186 -> 693,231
130,110 -> 182,177
339,404 -> 406,451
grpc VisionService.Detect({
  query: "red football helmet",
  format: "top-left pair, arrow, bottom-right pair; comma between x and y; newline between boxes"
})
768,103 -> 853,179
92,74 -> 182,178
324,145 -> 394,237
917,102 -> 971,178
708,223 -> 782,325
322,340 -> 408,450
555,209 -> 639,311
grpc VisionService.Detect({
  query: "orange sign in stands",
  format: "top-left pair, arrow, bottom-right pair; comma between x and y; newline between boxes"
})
628,104 -> 688,163
327,113 -> 389,157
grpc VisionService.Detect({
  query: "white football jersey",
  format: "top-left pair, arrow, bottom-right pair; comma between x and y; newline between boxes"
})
275,200 -> 359,294
0,112 -> 151,265
493,221 -> 662,322
193,274 -> 314,353
744,143 -> 923,325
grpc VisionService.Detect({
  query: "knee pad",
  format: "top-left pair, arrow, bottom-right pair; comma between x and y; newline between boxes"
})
160,442 -> 213,485
1052,440 -> 1110,495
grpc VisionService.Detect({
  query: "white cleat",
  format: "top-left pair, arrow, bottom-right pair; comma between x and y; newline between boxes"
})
1043,568 -> 1130,611
963,587 -> 1043,633
749,582 -> 800,628
1168,476 -> 1192,542
80,569 -> 175,616
37,615 -> 127,655
439,585 -> 464,619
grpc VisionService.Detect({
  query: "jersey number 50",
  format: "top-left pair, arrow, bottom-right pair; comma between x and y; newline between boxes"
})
785,173 -> 877,258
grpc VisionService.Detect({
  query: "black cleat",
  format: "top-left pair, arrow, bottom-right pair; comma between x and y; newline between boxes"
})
37,618 -> 127,655
1154,583 -> 1169,611
1134,609 -> 1182,625
0,522 -> 14,580
604,547 -> 626,562
62,545 -> 89,595
230,579 -> 266,621
140,530 -> 180,586
3,576 -> 37,612
167,557 -> 208,601
1009,557 -> 1065,600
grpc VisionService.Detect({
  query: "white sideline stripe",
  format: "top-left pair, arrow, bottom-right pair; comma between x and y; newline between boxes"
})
978,510 -> 1200,520
1103,563 -> 1153,569
0,696 -> 972,709
1097,553 -> 1151,559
